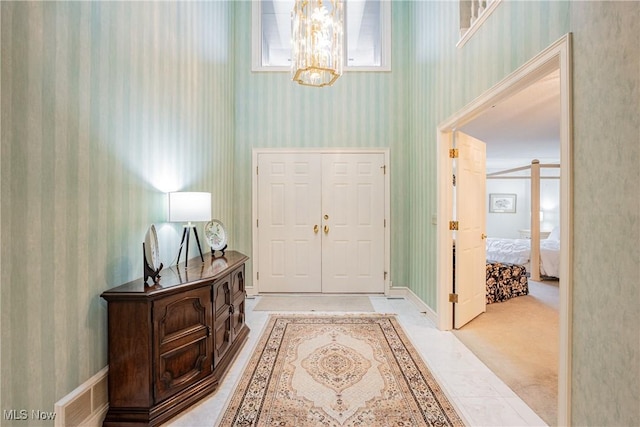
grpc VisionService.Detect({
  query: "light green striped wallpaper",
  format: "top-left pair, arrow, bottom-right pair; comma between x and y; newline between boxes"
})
404,0 -> 571,309
1,1 -> 235,423
2,1 -> 638,425
404,1 -> 639,425
231,1 -> 411,288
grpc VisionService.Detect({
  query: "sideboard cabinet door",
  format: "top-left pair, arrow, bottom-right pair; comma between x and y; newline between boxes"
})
213,275 -> 232,364
231,265 -> 246,338
153,286 -> 213,402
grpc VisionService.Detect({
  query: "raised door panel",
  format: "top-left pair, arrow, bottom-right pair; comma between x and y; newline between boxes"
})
231,265 -> 246,338
231,265 -> 245,303
213,276 -> 232,363
153,286 -> 212,402
257,153 -> 322,292
321,153 -> 385,293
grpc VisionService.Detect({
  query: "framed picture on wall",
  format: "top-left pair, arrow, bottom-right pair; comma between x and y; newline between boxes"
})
489,193 -> 517,213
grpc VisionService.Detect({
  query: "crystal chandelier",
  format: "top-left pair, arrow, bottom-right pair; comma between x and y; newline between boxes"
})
291,0 -> 344,87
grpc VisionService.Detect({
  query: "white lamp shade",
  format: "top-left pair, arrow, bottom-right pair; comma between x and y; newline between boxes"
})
168,192 -> 211,223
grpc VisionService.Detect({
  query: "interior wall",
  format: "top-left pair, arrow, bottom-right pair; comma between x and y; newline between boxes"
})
405,0 -> 571,308
485,176 -> 560,238
0,1 -> 235,422
231,1 -> 411,289
569,2 -> 639,425
540,178 -> 560,232
485,179 -> 529,238
406,1 -> 639,425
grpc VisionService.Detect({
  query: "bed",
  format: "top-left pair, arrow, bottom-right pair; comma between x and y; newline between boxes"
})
486,227 -> 561,278
486,160 -> 561,280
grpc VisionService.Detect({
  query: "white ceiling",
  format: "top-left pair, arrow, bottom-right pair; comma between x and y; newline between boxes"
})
459,70 -> 561,171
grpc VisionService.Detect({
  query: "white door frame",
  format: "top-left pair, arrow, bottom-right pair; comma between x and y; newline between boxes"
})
436,34 -> 573,426
251,148 -> 391,296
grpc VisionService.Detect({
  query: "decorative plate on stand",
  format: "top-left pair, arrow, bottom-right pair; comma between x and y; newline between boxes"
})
144,224 -> 163,285
204,219 -> 228,253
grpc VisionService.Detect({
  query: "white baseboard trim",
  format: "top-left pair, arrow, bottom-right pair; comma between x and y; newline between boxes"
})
83,403 -> 109,427
387,286 -> 438,325
54,366 -> 109,427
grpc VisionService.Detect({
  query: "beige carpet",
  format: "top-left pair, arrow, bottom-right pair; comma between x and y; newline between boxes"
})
453,280 -> 559,426
220,314 -> 464,426
253,295 -> 375,312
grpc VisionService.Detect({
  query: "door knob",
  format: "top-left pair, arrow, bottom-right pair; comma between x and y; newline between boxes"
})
481,233 -> 487,240
324,214 -> 329,220
314,224 -> 319,234
324,225 -> 329,234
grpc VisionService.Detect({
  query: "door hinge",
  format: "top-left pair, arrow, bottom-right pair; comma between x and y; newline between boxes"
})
384,271 -> 388,280
449,148 -> 459,158
449,221 -> 459,231
381,165 -> 386,174
256,166 -> 259,175
449,293 -> 458,303
256,219 -> 258,227
256,272 -> 259,280
384,219 -> 386,228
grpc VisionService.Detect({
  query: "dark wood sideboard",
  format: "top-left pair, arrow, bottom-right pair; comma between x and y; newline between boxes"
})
100,251 -> 249,426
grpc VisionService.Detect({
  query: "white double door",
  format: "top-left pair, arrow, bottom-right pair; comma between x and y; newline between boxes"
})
257,152 -> 385,293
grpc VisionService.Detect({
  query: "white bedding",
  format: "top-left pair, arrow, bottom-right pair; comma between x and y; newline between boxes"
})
486,237 -> 560,278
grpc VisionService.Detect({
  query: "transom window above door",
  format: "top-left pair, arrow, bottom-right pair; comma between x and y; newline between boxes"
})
252,0 -> 391,71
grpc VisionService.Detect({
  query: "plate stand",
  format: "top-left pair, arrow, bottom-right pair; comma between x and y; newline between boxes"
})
143,243 -> 163,286
211,244 -> 227,257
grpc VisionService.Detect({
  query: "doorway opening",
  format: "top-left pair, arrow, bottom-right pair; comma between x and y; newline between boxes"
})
436,34 -> 573,426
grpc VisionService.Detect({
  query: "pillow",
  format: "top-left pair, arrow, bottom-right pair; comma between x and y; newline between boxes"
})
547,226 -> 560,241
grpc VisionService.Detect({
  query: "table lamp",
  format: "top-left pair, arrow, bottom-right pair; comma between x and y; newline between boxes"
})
168,191 -> 211,267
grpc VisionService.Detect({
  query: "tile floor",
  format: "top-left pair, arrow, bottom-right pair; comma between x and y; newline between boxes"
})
165,296 -> 547,427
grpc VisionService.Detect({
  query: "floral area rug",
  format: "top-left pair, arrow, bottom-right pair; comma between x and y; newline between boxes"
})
219,314 -> 465,426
